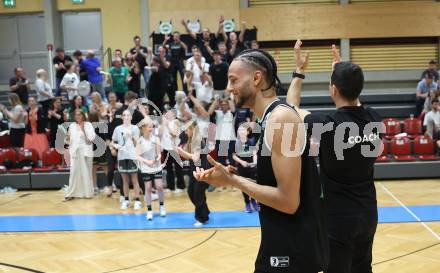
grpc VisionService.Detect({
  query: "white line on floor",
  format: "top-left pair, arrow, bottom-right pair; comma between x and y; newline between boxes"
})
378,182 -> 440,241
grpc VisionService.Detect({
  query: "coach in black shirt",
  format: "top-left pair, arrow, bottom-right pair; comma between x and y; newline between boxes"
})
288,41 -> 383,273
209,51 -> 229,94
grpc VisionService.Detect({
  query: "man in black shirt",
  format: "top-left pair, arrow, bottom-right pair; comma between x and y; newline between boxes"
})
163,32 -> 188,94
129,35 -> 152,97
287,41 -> 383,273
421,60 -> 439,82
182,16 -> 226,64
194,49 -> 328,273
53,48 -> 73,97
209,51 -> 229,96
9,67 -> 30,105
227,21 -> 249,59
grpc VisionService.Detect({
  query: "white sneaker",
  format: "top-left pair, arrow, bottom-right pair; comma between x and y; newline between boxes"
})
104,186 -> 112,196
174,189 -> 183,194
146,211 -> 153,220
151,193 -> 158,201
93,187 -> 99,195
164,188 -> 171,193
119,196 -> 125,204
159,205 -> 167,217
134,201 -> 142,210
193,221 -> 204,227
120,200 -> 130,210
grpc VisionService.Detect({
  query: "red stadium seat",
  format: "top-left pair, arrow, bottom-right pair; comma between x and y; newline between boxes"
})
0,148 -> 17,168
34,148 -> 63,172
414,135 -> 439,161
403,117 -> 422,138
383,118 -> 401,140
390,136 -> 415,161
376,139 -> 391,162
0,134 -> 11,148
17,148 -> 39,167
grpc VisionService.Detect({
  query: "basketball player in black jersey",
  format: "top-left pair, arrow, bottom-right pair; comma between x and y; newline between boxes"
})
194,49 -> 329,273
287,40 -> 383,273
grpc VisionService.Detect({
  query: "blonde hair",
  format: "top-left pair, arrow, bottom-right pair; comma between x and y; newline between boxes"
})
185,121 -> 202,154
36,69 -> 46,80
91,92 -> 103,105
8,93 -> 21,106
138,116 -> 153,131
74,109 -> 88,122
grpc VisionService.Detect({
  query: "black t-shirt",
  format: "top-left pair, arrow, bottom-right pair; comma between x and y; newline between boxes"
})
227,41 -> 248,59
196,35 -> 218,64
234,107 -> 252,132
209,61 -> 229,90
304,106 -> 383,214
9,77 -> 29,98
421,69 -> 439,82
129,46 -> 149,70
167,41 -> 186,64
53,55 -> 73,79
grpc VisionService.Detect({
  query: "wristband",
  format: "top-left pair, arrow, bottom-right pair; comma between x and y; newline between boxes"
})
292,72 -> 305,79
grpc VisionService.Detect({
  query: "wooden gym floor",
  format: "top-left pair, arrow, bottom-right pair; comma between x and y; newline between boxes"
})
0,179 -> 439,273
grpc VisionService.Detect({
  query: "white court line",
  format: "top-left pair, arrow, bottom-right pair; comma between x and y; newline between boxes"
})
378,182 -> 440,241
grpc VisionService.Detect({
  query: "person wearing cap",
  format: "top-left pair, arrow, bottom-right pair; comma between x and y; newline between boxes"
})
81,50 -> 106,102
53,48 -> 73,97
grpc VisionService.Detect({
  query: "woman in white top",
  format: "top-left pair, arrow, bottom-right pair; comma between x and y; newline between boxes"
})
65,109 -> 96,200
111,109 -> 141,210
0,93 -> 27,148
35,69 -> 54,114
137,117 -> 166,220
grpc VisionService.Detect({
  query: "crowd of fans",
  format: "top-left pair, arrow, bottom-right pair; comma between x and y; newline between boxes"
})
0,17 -> 260,224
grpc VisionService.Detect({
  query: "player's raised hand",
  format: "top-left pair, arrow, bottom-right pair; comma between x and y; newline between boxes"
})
331,44 -> 341,70
294,40 -> 309,72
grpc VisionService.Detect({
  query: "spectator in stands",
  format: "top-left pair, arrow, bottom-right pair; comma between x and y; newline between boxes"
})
250,40 -> 259,49
185,50 -> 210,92
109,57 -> 129,103
163,32 -> 188,93
213,96 -> 236,166
64,109 -> 96,200
53,48 -> 73,97
89,92 -> 109,195
125,52 -> 141,96
210,50 -> 229,97
35,69 -> 54,114
81,50 -> 106,102
188,88 -> 217,140
423,89 -> 440,113
421,60 -> 439,82
129,35 -> 153,97
424,99 -> 440,140
217,41 -> 231,63
114,49 -> 124,64
9,67 -> 30,106
24,97 -> 49,159
147,53 -> 171,111
73,50 -> 88,82
227,21 -> 248,59
60,62 -> 80,101
47,97 -> 64,148
0,93 -> 26,148
181,16 -> 226,64
65,95 -> 88,122
193,72 -> 214,104
416,72 -> 438,116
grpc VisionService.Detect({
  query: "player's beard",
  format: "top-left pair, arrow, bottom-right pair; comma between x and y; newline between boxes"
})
235,85 -> 254,109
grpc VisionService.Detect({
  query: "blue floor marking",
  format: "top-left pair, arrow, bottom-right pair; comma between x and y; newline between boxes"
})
0,205 -> 438,233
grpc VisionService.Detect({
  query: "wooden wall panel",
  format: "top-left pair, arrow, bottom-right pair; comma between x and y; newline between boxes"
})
240,2 -> 440,41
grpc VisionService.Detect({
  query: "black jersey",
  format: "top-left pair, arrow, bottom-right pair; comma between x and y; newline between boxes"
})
304,106 -> 382,215
255,100 -> 328,273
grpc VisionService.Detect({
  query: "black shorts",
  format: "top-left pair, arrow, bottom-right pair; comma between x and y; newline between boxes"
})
118,159 -> 138,173
140,172 -> 162,183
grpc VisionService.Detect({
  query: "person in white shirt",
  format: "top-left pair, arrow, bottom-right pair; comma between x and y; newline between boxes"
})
35,69 -> 54,114
111,109 -> 141,210
64,109 -> 96,200
424,99 -> 440,140
192,72 -> 213,104
185,50 -> 209,87
213,96 -> 236,166
137,117 -> 166,220
60,62 -> 79,100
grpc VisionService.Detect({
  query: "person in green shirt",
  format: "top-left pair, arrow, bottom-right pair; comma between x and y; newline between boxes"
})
109,58 -> 129,103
